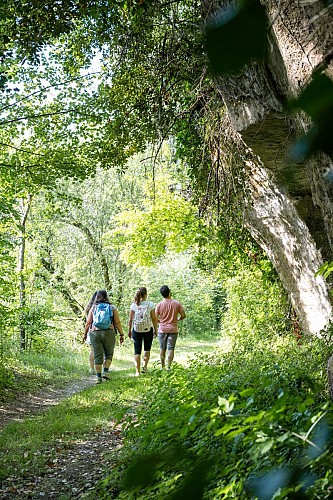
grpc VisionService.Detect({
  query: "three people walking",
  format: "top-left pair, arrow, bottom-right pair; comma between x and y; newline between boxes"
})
84,285 -> 186,380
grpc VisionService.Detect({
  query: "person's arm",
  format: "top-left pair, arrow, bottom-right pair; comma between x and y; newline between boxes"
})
155,305 -> 161,331
128,309 -> 135,338
113,309 -> 125,344
83,309 -> 93,340
178,304 -> 186,321
150,309 -> 158,337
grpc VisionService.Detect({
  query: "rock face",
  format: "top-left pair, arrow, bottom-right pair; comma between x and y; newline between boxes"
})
204,0 -> 333,335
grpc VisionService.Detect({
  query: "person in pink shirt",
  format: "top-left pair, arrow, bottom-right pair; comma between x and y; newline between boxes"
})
155,285 -> 186,370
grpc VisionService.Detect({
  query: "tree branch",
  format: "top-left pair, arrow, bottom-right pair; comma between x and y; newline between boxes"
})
0,71 -> 101,113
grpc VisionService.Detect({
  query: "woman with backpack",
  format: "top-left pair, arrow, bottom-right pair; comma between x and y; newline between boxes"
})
84,290 -> 125,384
128,287 -> 158,376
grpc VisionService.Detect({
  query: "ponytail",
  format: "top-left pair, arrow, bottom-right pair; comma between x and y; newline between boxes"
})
134,287 -> 147,305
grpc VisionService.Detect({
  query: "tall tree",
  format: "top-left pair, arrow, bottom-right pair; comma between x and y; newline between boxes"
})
3,0 -> 333,336
18,194 -> 32,350
203,0 -> 333,333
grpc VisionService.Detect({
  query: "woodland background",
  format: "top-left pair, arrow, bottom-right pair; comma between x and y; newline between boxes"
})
1,0 -> 333,498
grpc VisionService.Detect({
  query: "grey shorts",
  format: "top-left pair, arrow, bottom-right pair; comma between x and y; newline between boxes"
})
158,332 -> 178,351
90,329 -> 116,365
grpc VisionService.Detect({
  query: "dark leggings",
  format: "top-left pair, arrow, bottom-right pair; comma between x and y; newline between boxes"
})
132,328 -> 154,355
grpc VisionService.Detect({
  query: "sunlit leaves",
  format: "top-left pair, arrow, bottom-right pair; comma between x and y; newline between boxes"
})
116,337 -> 333,499
111,194 -> 200,267
315,260 -> 333,279
205,0 -> 268,75
0,0 -> 89,59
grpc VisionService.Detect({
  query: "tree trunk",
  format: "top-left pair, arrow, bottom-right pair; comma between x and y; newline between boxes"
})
18,195 -> 32,351
203,0 -> 333,334
69,220 -> 112,292
40,255 -> 83,317
243,149 -> 332,335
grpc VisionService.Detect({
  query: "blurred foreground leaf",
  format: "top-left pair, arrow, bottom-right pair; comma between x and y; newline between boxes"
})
205,0 -> 268,75
288,73 -> 333,161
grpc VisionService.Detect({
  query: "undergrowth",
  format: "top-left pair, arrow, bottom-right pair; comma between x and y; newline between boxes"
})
0,346 -> 88,401
0,365 -> 148,482
95,334 -> 333,499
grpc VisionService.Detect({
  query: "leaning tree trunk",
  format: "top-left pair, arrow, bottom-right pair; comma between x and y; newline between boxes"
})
243,149 -> 332,335
202,0 -> 333,335
69,220 -> 112,292
202,0 -> 333,394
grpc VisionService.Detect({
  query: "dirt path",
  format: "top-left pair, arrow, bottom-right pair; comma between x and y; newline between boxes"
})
0,378 -> 123,499
0,377 -> 94,428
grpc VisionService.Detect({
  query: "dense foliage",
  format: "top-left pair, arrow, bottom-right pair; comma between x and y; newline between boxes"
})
97,334 -> 333,499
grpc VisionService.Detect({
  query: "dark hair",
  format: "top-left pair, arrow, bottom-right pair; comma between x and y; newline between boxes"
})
160,285 -> 170,298
85,291 -> 98,315
94,289 -> 111,305
134,287 -> 147,305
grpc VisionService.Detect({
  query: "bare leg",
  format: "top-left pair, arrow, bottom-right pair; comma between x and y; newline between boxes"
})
95,363 -> 103,383
102,358 -> 112,380
143,350 -> 150,369
104,358 -> 112,370
134,354 -> 141,375
160,349 -> 166,368
89,347 -> 94,368
89,346 -> 95,373
167,349 -> 174,369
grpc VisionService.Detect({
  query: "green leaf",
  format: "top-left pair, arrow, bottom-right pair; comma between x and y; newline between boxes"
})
259,439 -> 274,455
315,261 -> 329,277
276,432 -> 290,443
297,403 -> 306,413
239,387 -> 256,397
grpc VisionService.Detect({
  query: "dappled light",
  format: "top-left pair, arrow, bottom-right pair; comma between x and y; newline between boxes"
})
1,0 -> 333,498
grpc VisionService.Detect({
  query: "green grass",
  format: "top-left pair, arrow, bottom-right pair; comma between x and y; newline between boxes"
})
0,348 -> 88,401
0,334 -> 220,481
0,370 -> 141,480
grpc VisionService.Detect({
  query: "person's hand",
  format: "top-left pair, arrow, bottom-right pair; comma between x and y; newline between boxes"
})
82,335 -> 87,343
128,330 -> 132,339
120,334 -> 125,344
153,331 -> 157,338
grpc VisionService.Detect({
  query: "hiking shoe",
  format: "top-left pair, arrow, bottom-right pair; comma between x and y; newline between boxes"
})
135,372 -> 140,377
141,366 -> 147,373
102,373 -> 111,380
95,378 -> 102,384
89,368 -> 96,375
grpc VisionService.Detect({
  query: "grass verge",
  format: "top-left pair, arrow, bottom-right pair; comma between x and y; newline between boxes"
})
0,335 -> 219,482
